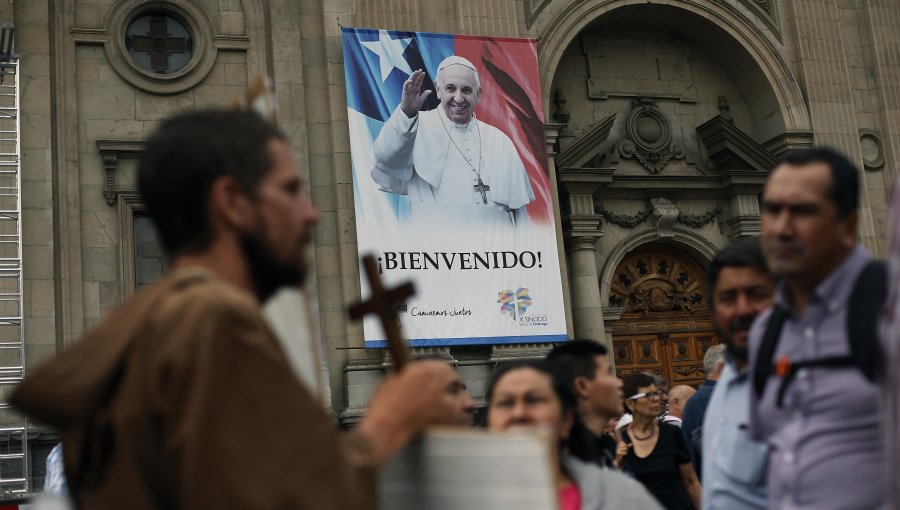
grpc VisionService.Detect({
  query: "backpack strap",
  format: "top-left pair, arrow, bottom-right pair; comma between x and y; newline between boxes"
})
753,305 -> 789,399
847,260 -> 887,382
753,260 -> 887,407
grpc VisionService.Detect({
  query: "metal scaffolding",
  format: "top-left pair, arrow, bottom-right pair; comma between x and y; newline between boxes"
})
0,48 -> 29,495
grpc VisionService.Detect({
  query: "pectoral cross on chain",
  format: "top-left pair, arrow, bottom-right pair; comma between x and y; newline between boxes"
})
474,177 -> 490,205
348,254 -> 415,370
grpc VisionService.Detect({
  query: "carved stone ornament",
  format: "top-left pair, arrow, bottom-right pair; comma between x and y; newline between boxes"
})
608,251 -> 706,314
677,205 -> 722,228
596,205 -> 651,228
651,198 -> 679,238
616,98 -> 685,174
598,199 -> 721,231
552,88 -> 570,125
859,129 -> 885,171
96,139 -> 148,206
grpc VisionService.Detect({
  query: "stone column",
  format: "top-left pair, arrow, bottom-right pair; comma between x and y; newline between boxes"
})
557,168 -> 614,349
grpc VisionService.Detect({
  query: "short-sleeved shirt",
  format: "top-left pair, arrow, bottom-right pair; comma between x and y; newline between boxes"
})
622,422 -> 694,510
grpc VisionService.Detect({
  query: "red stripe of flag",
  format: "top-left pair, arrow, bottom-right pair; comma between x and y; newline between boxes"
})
454,36 -> 552,223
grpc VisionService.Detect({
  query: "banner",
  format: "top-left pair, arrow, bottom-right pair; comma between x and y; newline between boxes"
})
342,28 -> 567,347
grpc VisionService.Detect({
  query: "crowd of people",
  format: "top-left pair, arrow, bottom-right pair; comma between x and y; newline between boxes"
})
16,107 -> 898,510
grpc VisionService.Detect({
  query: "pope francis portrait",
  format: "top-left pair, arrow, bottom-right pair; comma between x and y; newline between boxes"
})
371,55 -> 535,229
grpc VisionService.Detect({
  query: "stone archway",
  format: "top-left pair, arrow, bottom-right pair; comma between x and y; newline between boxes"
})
536,0 -> 811,141
607,243 -> 719,388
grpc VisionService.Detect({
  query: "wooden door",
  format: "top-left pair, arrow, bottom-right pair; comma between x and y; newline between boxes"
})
607,245 -> 719,388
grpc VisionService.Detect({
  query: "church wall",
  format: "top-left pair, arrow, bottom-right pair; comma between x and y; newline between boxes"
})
781,0 -> 888,255
5,0 -> 900,487
16,1 -> 58,370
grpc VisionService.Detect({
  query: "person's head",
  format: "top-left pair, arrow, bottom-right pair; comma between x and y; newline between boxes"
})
138,109 -> 319,301
415,355 -> 476,426
434,56 -> 482,125
546,340 -> 623,420
666,385 -> 696,420
708,238 -> 775,362
702,344 -> 726,380
623,373 -> 662,419
486,360 -> 575,443
762,147 -> 859,288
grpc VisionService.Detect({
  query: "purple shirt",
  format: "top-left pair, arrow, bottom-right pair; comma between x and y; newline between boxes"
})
883,183 -> 900,508
748,245 -> 885,510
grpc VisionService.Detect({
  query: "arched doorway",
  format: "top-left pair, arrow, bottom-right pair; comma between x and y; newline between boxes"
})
607,244 -> 718,388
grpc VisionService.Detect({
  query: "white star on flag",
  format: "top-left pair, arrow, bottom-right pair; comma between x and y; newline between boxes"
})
360,30 -> 413,82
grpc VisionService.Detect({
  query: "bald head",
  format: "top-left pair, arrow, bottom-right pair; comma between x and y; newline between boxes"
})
667,385 -> 696,419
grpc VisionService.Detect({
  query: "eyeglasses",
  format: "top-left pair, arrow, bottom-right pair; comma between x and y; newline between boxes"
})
628,390 -> 665,401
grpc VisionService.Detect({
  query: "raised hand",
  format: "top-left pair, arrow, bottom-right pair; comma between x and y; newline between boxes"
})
400,69 -> 433,118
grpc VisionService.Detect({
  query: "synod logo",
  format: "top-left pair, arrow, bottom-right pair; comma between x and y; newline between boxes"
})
497,288 -> 532,321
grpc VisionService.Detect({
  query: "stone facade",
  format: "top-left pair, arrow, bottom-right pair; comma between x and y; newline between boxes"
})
1,0 -> 898,491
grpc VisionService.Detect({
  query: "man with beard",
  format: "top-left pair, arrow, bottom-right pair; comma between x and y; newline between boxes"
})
10,109 -> 460,510
371,56 -> 535,228
700,239 -> 774,509
748,147 -> 885,510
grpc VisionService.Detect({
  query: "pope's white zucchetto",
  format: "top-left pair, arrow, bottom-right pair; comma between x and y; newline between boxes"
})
437,55 -> 478,73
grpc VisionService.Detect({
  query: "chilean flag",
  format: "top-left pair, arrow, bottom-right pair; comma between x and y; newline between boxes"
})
341,28 -> 552,224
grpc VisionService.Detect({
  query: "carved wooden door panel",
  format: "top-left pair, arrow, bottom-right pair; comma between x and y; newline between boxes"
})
608,245 -> 720,388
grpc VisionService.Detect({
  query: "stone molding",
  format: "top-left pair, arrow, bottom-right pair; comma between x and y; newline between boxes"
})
96,139 -> 147,206
554,113 -> 616,169
117,192 -> 146,299
523,0 -> 552,28
557,168 -> 613,245
696,115 -> 777,172
738,0 -> 780,41
609,99 -> 685,175
762,130 -> 815,158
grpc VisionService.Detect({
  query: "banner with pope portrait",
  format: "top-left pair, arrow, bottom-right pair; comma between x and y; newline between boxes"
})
341,28 -> 567,347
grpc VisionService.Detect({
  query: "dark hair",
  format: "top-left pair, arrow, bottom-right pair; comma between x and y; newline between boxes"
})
622,372 -> 656,400
546,340 -> 608,393
138,109 -> 286,257
486,360 -> 575,416
706,237 -> 769,306
778,147 -> 859,219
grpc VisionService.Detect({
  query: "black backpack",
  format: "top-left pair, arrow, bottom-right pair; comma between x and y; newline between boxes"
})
752,260 -> 887,407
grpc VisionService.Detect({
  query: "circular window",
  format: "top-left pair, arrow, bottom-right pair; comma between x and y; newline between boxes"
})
106,0 -> 216,95
124,13 -> 194,74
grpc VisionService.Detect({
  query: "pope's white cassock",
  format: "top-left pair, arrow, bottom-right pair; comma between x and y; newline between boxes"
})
371,105 -> 535,229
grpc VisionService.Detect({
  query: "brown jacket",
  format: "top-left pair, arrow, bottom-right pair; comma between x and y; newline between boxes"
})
11,268 -> 376,509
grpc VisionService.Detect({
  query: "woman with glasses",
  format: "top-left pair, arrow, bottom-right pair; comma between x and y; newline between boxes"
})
619,373 -> 701,510
486,360 -> 662,510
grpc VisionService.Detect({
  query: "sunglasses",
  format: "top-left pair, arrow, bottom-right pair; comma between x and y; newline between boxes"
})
628,390 -> 665,401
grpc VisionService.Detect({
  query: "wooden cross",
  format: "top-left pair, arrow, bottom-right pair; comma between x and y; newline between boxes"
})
348,254 -> 415,370
474,177 -> 491,204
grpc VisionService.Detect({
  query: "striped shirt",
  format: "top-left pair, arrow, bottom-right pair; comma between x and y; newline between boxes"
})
701,362 -> 767,509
